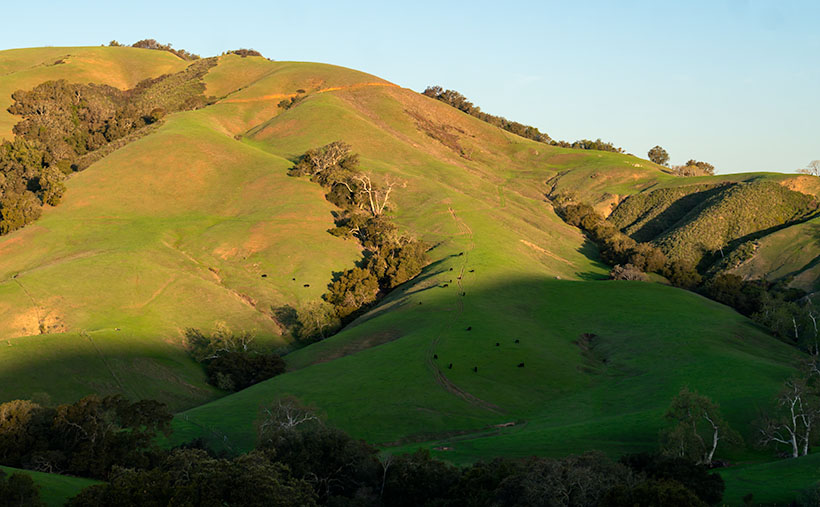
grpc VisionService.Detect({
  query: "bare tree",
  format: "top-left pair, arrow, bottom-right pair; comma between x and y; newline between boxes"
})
353,173 -> 402,216
759,377 -> 820,457
661,387 -> 739,465
797,160 -> 820,176
257,397 -> 319,441
183,323 -> 255,362
295,141 -> 353,177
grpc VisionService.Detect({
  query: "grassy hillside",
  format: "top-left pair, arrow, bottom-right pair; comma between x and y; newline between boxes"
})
729,216 -> 820,293
0,46 -> 817,503
0,465 -> 99,506
0,46 -> 188,140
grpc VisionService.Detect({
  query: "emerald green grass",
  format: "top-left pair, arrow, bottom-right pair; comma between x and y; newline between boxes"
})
0,465 -> 99,507
174,275 -> 800,459
720,453 -> 820,505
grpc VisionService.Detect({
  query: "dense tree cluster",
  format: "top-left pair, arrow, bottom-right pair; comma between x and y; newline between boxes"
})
648,145 -> 670,166
0,468 -> 44,506
672,159 -> 716,177
0,391 -> 726,506
0,140 -> 58,234
0,59 -> 216,236
128,39 -> 200,60
253,405 -> 723,507
0,396 -> 170,479
183,326 -> 286,391
289,142 -> 428,323
551,138 -> 624,153
421,86 -> 552,143
68,449 -> 315,507
553,198 -> 681,283
701,274 -> 817,353
227,48 -> 264,58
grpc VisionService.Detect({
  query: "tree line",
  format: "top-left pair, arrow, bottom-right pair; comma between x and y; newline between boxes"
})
0,58 -> 217,236
647,145 -> 716,176
421,86 -> 627,154
551,195 -> 818,354
282,141 -> 429,343
0,393 -> 729,506
108,39 -> 200,61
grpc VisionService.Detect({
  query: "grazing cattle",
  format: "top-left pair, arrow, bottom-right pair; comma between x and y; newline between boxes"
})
449,267 -> 453,271
442,283 -> 449,288
303,284 -> 310,287
448,363 -> 453,369
458,252 -> 464,256
433,354 -> 438,359
292,278 -> 296,281
495,342 -> 500,346
261,274 -> 267,278
473,366 -> 478,372
461,292 -> 466,296
469,269 -> 475,273
514,339 -> 520,344
466,326 -> 472,331
517,362 -> 525,368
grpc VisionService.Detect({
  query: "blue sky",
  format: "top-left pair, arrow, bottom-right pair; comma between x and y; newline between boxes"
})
2,0 -> 818,174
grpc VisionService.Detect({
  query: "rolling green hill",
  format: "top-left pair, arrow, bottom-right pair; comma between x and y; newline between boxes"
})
0,46 -> 818,504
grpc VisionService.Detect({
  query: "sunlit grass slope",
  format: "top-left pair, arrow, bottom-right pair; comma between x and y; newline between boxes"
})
731,215 -> 820,292
0,465 -> 99,507
0,46 -> 188,140
171,73 -> 803,471
0,47 -> 815,500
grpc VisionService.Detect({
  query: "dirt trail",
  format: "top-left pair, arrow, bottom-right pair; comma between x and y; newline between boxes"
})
221,82 -> 399,104
424,207 -> 502,414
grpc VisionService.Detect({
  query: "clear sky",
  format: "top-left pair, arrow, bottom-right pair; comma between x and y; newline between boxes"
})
2,0 -> 817,174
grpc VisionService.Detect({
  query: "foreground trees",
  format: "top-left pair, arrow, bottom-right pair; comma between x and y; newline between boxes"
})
0,396 -> 170,479
661,388 -> 740,466
759,361 -> 820,458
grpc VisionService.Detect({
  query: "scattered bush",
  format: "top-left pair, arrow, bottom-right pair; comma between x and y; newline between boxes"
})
277,95 -> 304,110
610,264 -> 648,281
131,39 -> 200,60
